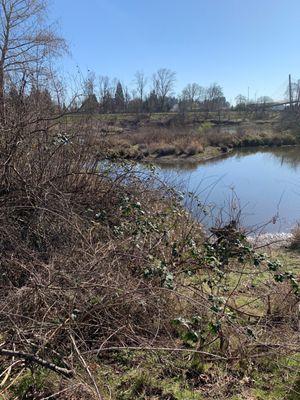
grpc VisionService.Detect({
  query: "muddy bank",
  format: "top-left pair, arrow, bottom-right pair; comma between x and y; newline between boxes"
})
141,146 -> 228,165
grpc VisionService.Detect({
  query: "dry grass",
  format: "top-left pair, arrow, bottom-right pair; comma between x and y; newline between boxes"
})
96,121 -> 297,162
103,127 -> 205,159
291,223 -> 300,250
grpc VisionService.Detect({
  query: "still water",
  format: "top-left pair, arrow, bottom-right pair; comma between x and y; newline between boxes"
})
156,147 -> 300,233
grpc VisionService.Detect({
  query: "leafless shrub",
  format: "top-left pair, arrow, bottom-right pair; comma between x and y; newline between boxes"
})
0,4 -> 299,399
291,223 -> 300,250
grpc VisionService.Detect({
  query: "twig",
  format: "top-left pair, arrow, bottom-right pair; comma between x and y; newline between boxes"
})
87,346 -> 228,361
0,348 -> 73,378
0,360 -> 23,387
0,368 -> 25,397
70,334 -> 103,400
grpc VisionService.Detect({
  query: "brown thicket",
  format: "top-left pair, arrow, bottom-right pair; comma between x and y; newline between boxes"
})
1,100 -> 299,397
0,2 -> 299,399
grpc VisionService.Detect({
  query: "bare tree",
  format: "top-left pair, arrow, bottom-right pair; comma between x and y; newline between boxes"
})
123,85 -> 131,111
98,75 -> 118,113
0,0 -> 67,120
235,94 -> 247,105
285,79 -> 300,106
152,68 -> 176,112
181,83 -> 205,110
84,70 -> 96,97
134,70 -> 147,111
257,96 -> 273,104
99,75 -> 110,101
206,83 -> 225,111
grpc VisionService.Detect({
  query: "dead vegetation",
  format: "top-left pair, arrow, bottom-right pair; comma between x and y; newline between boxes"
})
96,120 -> 298,162
0,120 -> 299,397
0,93 -> 299,398
291,223 -> 300,250
0,2 -> 299,398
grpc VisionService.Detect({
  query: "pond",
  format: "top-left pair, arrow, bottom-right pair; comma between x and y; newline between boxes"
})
156,146 -> 300,233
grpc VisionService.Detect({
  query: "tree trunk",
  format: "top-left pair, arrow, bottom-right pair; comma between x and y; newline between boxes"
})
0,66 -> 5,123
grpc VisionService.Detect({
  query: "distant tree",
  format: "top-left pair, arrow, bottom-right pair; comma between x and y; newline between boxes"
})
115,81 -> 125,112
205,83 -> 226,111
7,85 -> 22,112
257,96 -> 273,104
293,80 -> 300,105
235,94 -> 248,111
134,71 -> 147,111
206,83 -> 223,101
80,70 -> 99,113
99,76 -> 110,101
80,94 -> 99,114
152,68 -> 176,112
99,76 -> 114,113
145,90 -> 159,113
165,96 -> 178,111
127,98 -> 140,113
29,87 -> 55,112
285,79 -> 300,104
181,83 -> 205,110
123,85 -> 131,112
0,0 -> 67,121
182,83 -> 204,102
84,71 -> 96,97
235,94 -> 247,105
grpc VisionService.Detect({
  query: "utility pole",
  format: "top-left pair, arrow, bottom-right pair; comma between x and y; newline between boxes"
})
289,74 -> 293,110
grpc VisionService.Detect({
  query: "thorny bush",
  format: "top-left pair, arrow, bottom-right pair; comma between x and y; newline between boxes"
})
0,111 -> 299,398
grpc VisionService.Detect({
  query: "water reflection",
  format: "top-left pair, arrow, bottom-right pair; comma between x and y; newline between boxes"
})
156,146 -> 300,233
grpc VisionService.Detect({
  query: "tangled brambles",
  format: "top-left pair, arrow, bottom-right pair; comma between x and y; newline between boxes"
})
0,119 -> 299,398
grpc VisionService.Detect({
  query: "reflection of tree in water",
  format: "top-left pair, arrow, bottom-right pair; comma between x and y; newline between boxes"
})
156,161 -> 200,172
235,146 -> 300,171
157,146 -> 300,172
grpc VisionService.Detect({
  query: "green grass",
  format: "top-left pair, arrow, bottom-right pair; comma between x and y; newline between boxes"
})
96,352 -> 206,399
93,349 -> 300,399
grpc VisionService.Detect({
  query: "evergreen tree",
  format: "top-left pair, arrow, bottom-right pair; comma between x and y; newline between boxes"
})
80,94 -> 99,114
115,82 -> 125,112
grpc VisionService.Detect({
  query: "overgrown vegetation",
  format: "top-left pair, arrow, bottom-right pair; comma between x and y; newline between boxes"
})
0,1 -> 299,399
99,118 -> 298,162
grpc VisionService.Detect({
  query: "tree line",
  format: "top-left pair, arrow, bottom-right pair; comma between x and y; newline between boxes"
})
0,0 -> 284,119
79,69 -> 229,114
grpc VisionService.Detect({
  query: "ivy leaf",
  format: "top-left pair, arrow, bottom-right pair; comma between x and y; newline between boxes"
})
246,327 -> 256,338
164,272 -> 174,289
274,273 -> 284,282
209,321 -> 221,334
182,330 -> 199,343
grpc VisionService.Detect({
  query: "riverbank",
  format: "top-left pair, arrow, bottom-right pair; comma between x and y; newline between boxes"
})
100,119 -> 298,164
142,145 -> 226,164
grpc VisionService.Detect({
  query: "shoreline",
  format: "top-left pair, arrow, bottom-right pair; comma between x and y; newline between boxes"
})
135,143 -> 300,166
141,146 -> 226,165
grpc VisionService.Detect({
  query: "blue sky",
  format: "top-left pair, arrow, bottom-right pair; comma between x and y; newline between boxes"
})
50,0 -> 300,103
